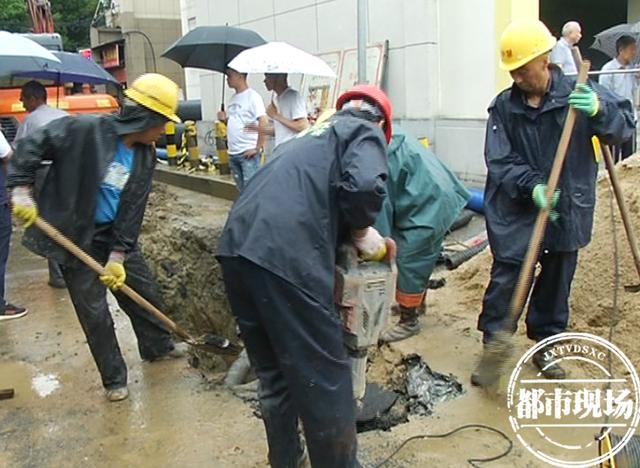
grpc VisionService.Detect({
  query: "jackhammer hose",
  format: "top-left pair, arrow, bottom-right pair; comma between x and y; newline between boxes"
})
448,211 -> 474,233
443,240 -> 489,270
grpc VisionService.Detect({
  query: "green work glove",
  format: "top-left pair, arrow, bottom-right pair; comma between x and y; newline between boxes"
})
532,184 -> 560,222
100,252 -> 126,290
568,84 -> 600,117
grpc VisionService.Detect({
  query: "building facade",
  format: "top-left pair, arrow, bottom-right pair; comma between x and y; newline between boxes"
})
180,0 -> 640,183
91,0 -> 185,90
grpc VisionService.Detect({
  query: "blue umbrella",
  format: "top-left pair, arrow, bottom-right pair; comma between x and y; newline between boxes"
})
14,51 -> 119,86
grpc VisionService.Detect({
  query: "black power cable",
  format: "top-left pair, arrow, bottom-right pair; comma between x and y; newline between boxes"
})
371,423 -> 513,468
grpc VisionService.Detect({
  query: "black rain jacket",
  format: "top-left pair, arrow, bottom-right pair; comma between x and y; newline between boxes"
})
8,106 -> 165,268
217,109 -> 389,309
484,65 -> 635,263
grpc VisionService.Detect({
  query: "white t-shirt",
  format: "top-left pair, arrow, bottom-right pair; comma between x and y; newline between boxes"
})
227,88 -> 266,154
0,131 -> 11,159
273,88 -> 307,148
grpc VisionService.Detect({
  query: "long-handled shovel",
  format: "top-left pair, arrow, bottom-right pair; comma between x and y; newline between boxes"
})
473,59 -> 591,387
33,216 -> 239,355
600,143 -> 640,292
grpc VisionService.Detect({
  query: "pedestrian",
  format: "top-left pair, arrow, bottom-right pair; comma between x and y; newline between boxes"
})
472,19 -> 634,386
0,129 -> 27,322
14,80 -> 68,289
600,35 -> 639,161
8,73 -> 188,402
550,20 -> 582,74
217,84 -> 392,468
217,67 -> 268,191
246,73 -> 309,149
376,127 -> 469,343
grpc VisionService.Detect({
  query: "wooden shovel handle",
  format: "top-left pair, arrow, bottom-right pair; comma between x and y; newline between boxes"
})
33,217 -> 194,343
507,60 -> 591,325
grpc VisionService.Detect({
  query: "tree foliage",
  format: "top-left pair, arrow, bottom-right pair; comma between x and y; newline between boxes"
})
0,0 -> 99,51
51,0 -> 99,51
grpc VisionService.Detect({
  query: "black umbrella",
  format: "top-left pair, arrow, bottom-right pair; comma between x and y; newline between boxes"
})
592,22 -> 640,61
162,25 -> 266,73
14,51 -> 119,85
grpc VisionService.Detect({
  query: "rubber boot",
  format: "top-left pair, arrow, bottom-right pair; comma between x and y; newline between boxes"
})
379,306 -> 420,343
471,331 -> 514,388
532,344 -> 566,379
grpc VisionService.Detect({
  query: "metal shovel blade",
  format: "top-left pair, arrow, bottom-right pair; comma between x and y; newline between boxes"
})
190,333 -> 241,355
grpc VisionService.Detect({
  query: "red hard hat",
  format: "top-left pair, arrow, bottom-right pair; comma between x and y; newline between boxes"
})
336,84 -> 392,143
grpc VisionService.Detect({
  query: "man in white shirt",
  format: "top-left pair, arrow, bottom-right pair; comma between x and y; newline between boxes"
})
550,21 -> 582,75
0,130 -> 27,321
217,68 -> 268,191
14,80 -> 68,288
263,74 -> 309,148
600,35 -> 639,160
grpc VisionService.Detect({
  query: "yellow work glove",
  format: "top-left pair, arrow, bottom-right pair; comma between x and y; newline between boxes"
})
353,227 -> 387,262
100,251 -> 126,290
11,186 -> 38,227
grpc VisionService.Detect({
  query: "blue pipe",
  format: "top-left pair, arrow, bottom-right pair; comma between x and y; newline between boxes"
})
466,187 -> 484,214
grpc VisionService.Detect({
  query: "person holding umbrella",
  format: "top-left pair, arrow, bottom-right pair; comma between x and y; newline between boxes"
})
8,73 -> 188,402
217,84 -> 392,468
600,35 -> 639,161
217,67 -> 268,191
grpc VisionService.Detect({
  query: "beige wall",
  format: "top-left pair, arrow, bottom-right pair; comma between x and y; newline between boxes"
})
629,0 -> 640,22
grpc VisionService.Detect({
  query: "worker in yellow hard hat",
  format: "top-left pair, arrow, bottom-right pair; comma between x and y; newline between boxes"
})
8,73 -> 188,402
472,19 -> 635,387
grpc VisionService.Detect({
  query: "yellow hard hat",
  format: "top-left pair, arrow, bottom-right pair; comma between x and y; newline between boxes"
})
499,19 -> 557,71
124,73 -> 181,123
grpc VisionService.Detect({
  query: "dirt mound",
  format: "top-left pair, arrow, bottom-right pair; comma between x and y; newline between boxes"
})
139,183 -> 236,373
435,156 -> 640,372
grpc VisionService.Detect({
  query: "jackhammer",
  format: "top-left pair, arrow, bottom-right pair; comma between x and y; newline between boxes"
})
335,240 -> 397,407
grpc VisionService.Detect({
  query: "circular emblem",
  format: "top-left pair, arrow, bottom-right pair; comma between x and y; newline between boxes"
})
507,332 -> 640,467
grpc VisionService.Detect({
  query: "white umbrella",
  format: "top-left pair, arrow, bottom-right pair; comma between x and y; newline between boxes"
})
228,42 -> 336,78
0,31 -> 60,77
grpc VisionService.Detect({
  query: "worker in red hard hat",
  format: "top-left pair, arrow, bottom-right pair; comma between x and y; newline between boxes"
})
217,84 -> 392,468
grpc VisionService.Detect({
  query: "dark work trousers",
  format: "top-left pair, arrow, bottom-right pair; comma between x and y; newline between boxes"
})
0,203 -> 11,305
613,132 -> 636,162
478,250 -> 578,344
34,164 -> 65,285
60,227 -> 174,390
220,256 -> 360,468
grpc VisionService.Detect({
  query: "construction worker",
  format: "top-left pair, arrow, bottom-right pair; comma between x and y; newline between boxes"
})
217,84 -> 392,468
377,127 -> 469,343
14,80 -> 68,289
8,73 -> 188,402
473,19 -> 635,386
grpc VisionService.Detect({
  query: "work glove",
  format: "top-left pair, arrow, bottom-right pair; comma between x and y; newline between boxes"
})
532,183 -> 560,222
100,251 -> 126,290
11,186 -> 38,227
569,84 -> 600,117
353,227 -> 387,261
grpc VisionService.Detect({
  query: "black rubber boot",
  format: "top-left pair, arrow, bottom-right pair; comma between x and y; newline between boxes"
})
379,306 -> 420,343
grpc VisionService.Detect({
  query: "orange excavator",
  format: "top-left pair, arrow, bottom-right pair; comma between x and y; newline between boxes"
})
0,0 -> 118,141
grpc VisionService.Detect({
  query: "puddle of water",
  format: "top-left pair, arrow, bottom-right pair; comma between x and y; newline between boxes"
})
31,373 -> 61,398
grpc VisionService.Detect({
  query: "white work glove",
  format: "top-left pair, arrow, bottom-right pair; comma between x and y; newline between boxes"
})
11,186 -> 38,227
353,227 -> 387,261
